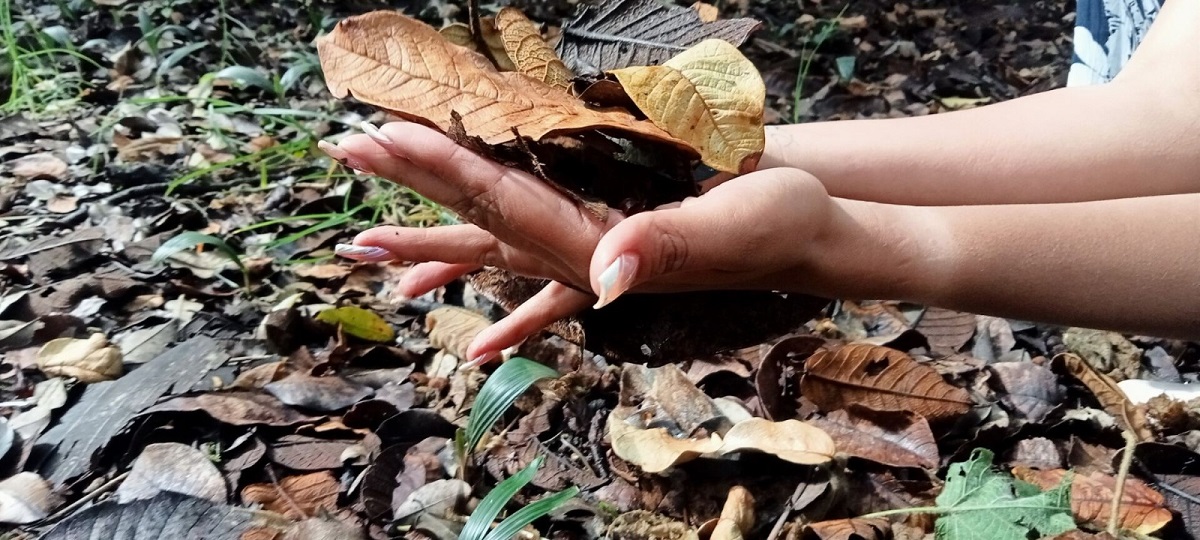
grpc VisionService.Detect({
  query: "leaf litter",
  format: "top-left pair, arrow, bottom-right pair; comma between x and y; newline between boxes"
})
1,0 -> 1196,539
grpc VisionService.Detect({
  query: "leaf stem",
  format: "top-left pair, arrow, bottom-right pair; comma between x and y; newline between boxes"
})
859,503 -> 1073,521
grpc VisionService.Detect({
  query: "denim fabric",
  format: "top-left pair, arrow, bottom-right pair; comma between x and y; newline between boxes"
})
1068,0 -> 1161,86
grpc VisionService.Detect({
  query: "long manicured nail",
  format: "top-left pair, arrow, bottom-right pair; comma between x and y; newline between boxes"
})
361,121 -> 397,151
318,140 -> 374,174
334,243 -> 394,262
593,253 -> 638,309
462,350 -> 500,370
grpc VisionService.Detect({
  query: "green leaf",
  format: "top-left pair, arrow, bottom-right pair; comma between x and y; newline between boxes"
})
212,65 -> 275,92
464,358 -> 558,454
460,456 -> 543,540
934,448 -> 1076,540
157,42 -> 208,78
484,487 -> 578,540
152,231 -> 247,276
314,306 -> 395,342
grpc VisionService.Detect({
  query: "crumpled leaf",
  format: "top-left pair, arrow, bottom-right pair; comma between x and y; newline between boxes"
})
618,363 -> 728,437
717,418 -> 835,465
801,343 -> 973,422
608,405 -> 724,473
0,472 -> 58,524
935,448 -> 1076,539
610,39 -> 764,174
809,407 -> 938,469
315,306 -> 395,343
1056,353 -> 1153,441
36,332 -> 123,383
426,306 -> 491,361
494,7 -> 574,91
317,11 -> 689,150
989,361 -> 1063,423
242,471 -> 340,520
116,442 -> 228,504
143,391 -> 317,427
556,0 -> 760,73
1013,467 -> 1172,535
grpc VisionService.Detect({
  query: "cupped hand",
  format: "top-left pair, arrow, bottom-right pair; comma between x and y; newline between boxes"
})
320,121 -> 833,366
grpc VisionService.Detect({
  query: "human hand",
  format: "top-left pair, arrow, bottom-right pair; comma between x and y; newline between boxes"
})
320,121 -> 835,365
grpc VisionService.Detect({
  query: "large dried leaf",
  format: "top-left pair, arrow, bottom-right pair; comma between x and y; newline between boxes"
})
1056,353 -> 1153,441
556,0 -> 760,73
440,20 -> 516,71
914,307 -> 976,352
41,492 -> 281,540
800,343 -> 973,422
36,332 -> 122,383
1014,468 -> 1172,535
494,8 -> 573,91
143,391 -> 317,427
717,418 -> 835,465
608,405 -> 723,473
426,306 -> 492,361
242,471 -> 340,520
611,39 -> 764,174
317,11 -> 688,150
809,408 -> 938,469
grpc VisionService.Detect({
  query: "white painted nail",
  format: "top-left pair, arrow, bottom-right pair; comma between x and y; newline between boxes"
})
593,253 -> 638,309
361,121 -> 395,150
334,243 -> 394,261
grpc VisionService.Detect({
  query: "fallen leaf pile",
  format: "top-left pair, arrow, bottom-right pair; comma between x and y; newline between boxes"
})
0,0 -> 1197,539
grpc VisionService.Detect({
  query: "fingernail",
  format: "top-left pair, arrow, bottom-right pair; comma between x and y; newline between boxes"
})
318,140 -> 375,175
361,121 -> 397,151
334,243 -> 394,261
593,253 -> 638,309
463,351 -> 499,370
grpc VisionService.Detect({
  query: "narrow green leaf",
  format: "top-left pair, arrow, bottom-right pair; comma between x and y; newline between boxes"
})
464,358 -> 558,453
152,231 -> 246,276
156,42 -> 208,78
212,65 -> 275,92
483,487 -> 579,540
459,456 -> 544,540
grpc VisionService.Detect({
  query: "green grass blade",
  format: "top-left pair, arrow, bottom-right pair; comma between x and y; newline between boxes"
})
152,231 -> 247,277
213,65 -> 274,93
157,42 -> 208,79
459,456 -> 544,540
483,487 -> 579,540
464,358 -> 558,454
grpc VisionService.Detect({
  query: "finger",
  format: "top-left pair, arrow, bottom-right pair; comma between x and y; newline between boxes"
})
341,225 -> 553,278
461,282 -> 593,368
397,262 -> 481,298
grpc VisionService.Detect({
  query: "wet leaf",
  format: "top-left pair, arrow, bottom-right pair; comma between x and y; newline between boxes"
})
610,39 -> 764,174
935,449 -> 1076,539
494,7 -> 574,91
425,306 -> 491,361
1056,353 -> 1153,441
0,473 -> 57,524
801,343 -> 973,421
717,418 -> 835,465
264,372 -> 374,412
314,306 -> 395,343
36,332 -> 123,383
465,357 -> 558,453
116,442 -> 228,503
317,11 -> 688,149
556,0 -> 760,73
809,408 -> 938,469
1013,467 -> 1172,534
242,471 -> 340,520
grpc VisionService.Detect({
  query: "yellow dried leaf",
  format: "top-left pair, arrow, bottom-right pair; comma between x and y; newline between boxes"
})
317,11 -> 690,151
494,7 -> 574,91
691,2 -> 720,22
425,306 -> 491,360
717,418 -> 835,465
314,306 -> 395,342
439,19 -> 517,71
609,38 -> 765,173
36,333 -> 122,383
608,405 -> 723,473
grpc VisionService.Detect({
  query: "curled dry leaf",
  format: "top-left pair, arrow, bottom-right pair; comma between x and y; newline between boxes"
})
1055,353 -> 1153,441
718,418 -> 835,465
494,7 -> 574,91
317,11 -> 689,150
610,39 -> 764,174
440,19 -> 516,71
619,363 -> 727,437
1014,467 -> 1172,534
710,486 -> 754,540
801,343 -> 973,422
116,442 -> 228,504
608,405 -> 723,473
425,306 -> 491,361
36,332 -> 122,383
242,471 -> 340,520
809,407 -> 938,469
0,472 -> 58,524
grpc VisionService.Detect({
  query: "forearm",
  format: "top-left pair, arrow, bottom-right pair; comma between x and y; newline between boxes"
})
805,194 -> 1200,339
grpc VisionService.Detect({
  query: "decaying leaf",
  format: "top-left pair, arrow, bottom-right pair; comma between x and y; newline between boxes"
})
914,307 -> 976,353
618,363 -> 727,437
989,361 -> 1064,423
611,39 -> 764,174
1056,353 -> 1153,441
317,11 -> 689,150
425,306 -> 492,361
804,518 -> 890,540
809,407 -> 938,469
1013,467 -> 1173,534
264,372 -> 374,412
801,343 -> 973,422
242,471 -> 340,520
41,492 -> 282,539
314,306 -> 395,343
608,406 -> 724,473
0,473 -> 58,524
143,391 -> 318,427
719,418 -> 835,465
495,7 -> 574,91
556,0 -> 760,73
116,442 -> 228,504
36,332 -> 123,383
607,510 -> 699,540
393,479 -> 471,520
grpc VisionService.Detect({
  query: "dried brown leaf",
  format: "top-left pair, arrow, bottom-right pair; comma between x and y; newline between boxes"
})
116,443 -> 228,504
0,473 -> 58,524
718,418 -> 835,465
145,391 -> 318,427
439,20 -> 516,71
801,343 -> 972,421
1014,468 -> 1172,534
691,2 -> 719,22
608,405 -> 723,473
36,333 -> 122,383
242,471 -> 340,520
711,486 -> 754,540
804,517 -> 891,540
989,361 -> 1063,423
494,8 -> 574,91
317,12 -> 690,150
914,308 -> 976,353
1056,353 -> 1153,441
809,408 -> 938,469
425,306 -> 491,361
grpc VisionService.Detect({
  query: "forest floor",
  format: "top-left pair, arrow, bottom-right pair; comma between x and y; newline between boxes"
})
2,0 -> 1199,539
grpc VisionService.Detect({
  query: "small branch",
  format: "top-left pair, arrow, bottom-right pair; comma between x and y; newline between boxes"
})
42,471 -> 130,524
266,465 -> 308,519
1109,429 -> 1138,535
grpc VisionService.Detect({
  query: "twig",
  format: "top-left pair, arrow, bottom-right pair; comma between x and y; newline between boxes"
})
558,434 -> 601,479
266,464 -> 309,519
42,471 -> 130,524
767,480 -> 808,540
1109,429 -> 1138,535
